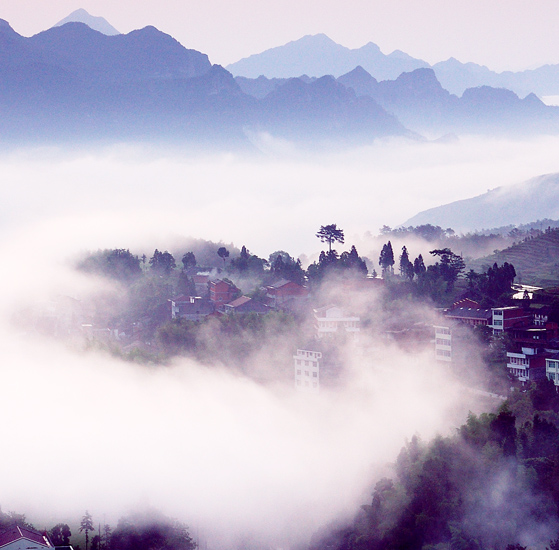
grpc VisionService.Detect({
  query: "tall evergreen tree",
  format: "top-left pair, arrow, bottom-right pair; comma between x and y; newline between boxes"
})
379,241 -> 395,277
80,511 -> 94,550
399,246 -> 414,280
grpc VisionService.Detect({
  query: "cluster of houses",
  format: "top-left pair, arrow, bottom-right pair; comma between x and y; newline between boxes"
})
170,277 -> 309,320
0,525 -> 69,550
435,297 -> 559,387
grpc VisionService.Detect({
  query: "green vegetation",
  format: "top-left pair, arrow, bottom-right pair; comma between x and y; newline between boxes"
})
311,381 -> 559,550
471,227 -> 559,286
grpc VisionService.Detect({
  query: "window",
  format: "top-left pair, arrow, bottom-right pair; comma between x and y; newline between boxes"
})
296,380 -> 301,386
313,372 -> 317,377
305,371 -> 310,376
297,369 -> 301,375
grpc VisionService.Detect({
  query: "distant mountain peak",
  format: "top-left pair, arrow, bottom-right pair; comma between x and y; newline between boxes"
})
53,8 -> 120,36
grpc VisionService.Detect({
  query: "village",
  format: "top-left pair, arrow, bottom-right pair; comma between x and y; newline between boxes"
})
20,225 -> 559,398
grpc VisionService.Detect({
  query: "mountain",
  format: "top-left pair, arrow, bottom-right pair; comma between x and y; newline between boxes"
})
402,173 -> 559,232
0,20 -> 409,147
255,75 -> 408,143
433,58 -> 559,99
227,34 -> 559,99
53,8 -> 120,36
29,23 -> 211,83
226,34 -> 429,80
335,67 -> 559,136
470,227 -> 559,286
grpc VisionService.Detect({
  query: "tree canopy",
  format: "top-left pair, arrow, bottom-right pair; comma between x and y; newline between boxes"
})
316,224 -> 345,253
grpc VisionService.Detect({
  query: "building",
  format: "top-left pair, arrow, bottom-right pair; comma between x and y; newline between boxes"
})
170,296 -> 214,321
507,347 -> 549,385
223,296 -> 270,315
209,279 -> 239,307
489,306 -> 532,334
434,325 -> 452,362
264,279 -> 308,310
192,274 -> 210,297
313,305 -> 360,339
546,353 -> 559,388
445,307 -> 491,327
0,526 -> 55,550
294,349 -> 321,393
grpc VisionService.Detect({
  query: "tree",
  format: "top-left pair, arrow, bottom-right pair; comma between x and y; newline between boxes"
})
181,252 -> 196,270
103,524 -> 112,550
414,254 -> 426,276
316,224 -> 345,253
50,524 -> 72,546
269,251 -> 305,285
217,246 -> 229,266
149,250 -> 176,276
340,245 -> 368,276
379,241 -> 395,277
78,249 -> 142,282
429,248 -> 465,290
399,246 -> 414,280
80,511 -> 94,550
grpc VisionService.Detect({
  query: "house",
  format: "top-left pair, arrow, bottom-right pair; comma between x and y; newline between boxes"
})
293,341 -> 343,393
489,306 -> 532,334
192,274 -> 210,297
313,305 -> 360,339
209,279 -> 239,306
170,296 -> 214,321
434,325 -> 452,362
293,349 -> 321,393
546,353 -> 559,387
223,296 -> 270,315
445,307 -> 491,327
0,526 -> 55,550
507,347 -> 549,385
264,279 -> 308,309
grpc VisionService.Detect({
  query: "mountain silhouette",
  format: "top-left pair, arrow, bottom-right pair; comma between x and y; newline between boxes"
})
226,34 -> 428,80
53,8 -> 120,36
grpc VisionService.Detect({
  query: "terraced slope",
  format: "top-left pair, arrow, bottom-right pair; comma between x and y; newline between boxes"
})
471,228 -> 559,286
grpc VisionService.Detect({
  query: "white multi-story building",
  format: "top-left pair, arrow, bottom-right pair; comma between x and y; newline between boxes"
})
507,347 -> 548,385
293,349 -> 322,393
546,354 -> 559,387
434,325 -> 452,362
313,305 -> 360,339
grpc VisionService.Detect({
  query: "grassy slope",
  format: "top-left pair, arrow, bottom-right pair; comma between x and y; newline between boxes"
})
470,228 -> 559,286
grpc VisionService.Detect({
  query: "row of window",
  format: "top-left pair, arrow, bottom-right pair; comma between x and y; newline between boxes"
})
295,359 -> 318,367
436,349 -> 451,357
296,380 -> 319,388
296,370 -> 318,377
508,357 -> 528,365
436,338 -> 451,346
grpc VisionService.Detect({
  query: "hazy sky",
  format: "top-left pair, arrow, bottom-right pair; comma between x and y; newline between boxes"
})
1,0 -> 559,71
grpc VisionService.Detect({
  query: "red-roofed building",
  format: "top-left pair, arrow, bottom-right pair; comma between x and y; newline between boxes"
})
264,279 -> 308,309
0,526 -> 54,550
209,279 -> 239,307
224,296 -> 270,315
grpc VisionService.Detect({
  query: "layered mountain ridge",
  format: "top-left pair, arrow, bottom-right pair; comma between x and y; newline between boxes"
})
1,16 -> 559,147
227,33 -> 559,98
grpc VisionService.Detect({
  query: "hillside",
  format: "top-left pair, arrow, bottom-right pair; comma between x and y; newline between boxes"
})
403,173 -> 559,231
471,227 -> 559,286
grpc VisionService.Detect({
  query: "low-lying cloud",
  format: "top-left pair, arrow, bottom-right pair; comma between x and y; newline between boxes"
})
0,135 -> 558,548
